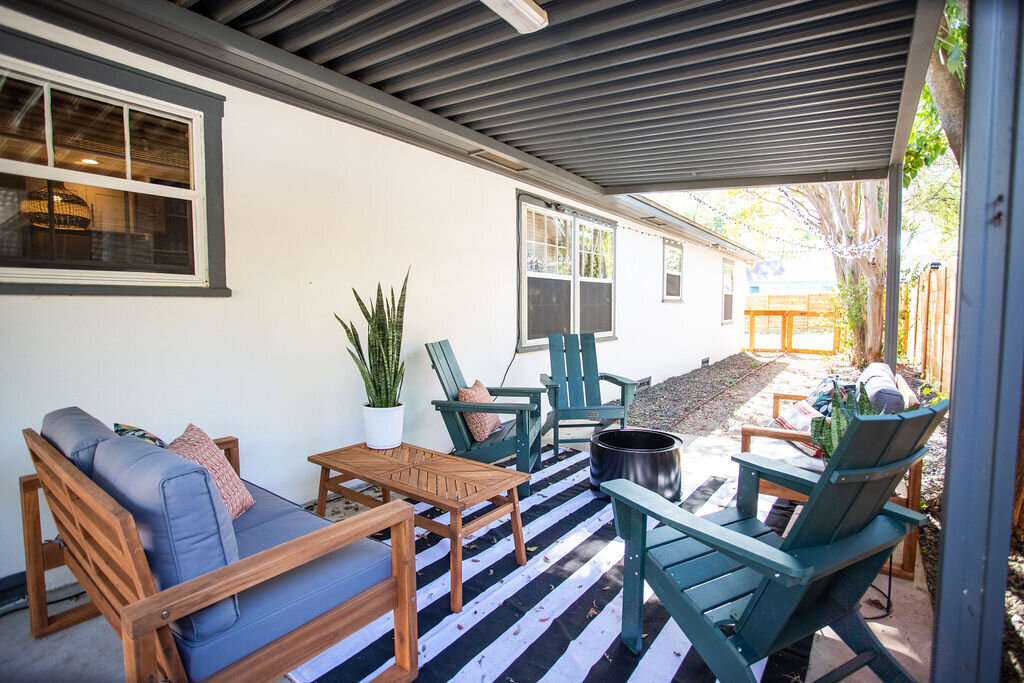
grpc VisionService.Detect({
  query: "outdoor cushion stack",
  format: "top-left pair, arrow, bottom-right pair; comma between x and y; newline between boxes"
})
39,406 -> 393,682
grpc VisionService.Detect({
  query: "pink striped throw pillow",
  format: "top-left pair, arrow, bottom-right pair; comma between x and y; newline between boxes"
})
167,423 -> 254,519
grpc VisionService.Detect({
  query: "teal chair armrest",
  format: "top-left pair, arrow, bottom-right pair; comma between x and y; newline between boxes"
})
539,374 -> 558,389
601,478 -> 810,585
431,400 -> 534,415
731,453 -> 821,496
487,386 -> 544,400
881,501 -> 928,527
599,373 -> 638,388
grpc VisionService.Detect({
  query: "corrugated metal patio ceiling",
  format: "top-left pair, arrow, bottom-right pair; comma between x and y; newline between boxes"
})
169,0 -> 934,193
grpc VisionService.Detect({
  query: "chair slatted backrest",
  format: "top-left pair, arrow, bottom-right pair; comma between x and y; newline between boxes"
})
425,340 -> 473,451
548,333 -> 602,409
23,429 -> 187,681
735,400 -> 948,655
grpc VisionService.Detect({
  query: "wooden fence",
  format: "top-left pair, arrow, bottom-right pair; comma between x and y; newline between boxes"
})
746,293 -> 838,312
904,265 -> 957,392
745,308 -> 841,354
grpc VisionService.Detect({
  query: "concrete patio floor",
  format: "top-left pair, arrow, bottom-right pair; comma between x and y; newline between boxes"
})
0,427 -> 934,682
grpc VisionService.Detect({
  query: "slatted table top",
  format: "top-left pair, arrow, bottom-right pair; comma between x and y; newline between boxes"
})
308,442 -> 530,512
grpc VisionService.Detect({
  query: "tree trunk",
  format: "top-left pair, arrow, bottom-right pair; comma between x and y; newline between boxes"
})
927,49 -> 965,167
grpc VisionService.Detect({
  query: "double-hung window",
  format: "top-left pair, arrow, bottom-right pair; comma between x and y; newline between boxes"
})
0,31 -> 226,294
663,241 -> 682,301
519,196 -> 615,348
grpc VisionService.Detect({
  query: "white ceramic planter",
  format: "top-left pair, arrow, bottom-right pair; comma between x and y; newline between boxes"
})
363,404 -> 404,449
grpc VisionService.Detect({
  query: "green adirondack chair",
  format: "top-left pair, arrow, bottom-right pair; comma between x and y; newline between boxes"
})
603,399 -> 948,683
426,340 -> 544,497
541,333 -> 638,454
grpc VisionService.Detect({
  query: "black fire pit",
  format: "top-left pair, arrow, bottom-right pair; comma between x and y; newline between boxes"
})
590,428 -> 683,501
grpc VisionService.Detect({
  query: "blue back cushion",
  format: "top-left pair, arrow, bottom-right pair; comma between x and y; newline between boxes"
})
41,406 -> 116,477
92,437 -> 240,641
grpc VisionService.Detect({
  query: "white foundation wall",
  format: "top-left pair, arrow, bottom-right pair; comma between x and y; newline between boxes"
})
0,10 -> 747,581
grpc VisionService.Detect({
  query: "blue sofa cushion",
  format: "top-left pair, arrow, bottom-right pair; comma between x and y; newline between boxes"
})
92,437 -> 240,641
41,406 -> 116,477
175,482 -> 393,681
857,362 -> 906,414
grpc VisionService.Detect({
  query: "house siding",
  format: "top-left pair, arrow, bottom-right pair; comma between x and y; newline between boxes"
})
0,8 -> 748,582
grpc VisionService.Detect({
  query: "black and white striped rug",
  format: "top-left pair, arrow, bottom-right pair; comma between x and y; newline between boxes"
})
289,446 -> 810,683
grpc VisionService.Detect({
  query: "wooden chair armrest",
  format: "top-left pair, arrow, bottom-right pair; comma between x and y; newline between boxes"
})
740,425 -> 814,452
123,500 -> 414,639
731,453 -> 820,496
599,373 -> 639,388
772,393 -> 808,418
539,374 -> 558,389
601,479 -> 810,585
214,437 -> 240,475
431,400 -> 534,414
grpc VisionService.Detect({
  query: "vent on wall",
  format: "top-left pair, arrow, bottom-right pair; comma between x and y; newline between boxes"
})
701,357 -> 710,368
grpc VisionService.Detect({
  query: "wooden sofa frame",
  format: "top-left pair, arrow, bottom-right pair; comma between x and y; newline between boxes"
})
740,392 -> 922,580
20,428 -> 418,683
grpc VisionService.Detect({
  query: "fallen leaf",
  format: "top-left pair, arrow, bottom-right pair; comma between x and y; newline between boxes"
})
513,628 -> 521,636
586,607 -> 599,619
457,624 -> 464,630
543,556 -> 551,563
603,653 -> 613,663
489,569 -> 494,575
642,633 -> 649,639
539,617 -> 550,622
602,586 -> 612,591
527,546 -> 538,552
674,651 -> 682,657
471,558 -> 480,563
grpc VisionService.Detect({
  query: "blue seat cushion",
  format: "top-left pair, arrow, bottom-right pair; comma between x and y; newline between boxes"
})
41,406 -> 116,477
857,362 -> 906,414
91,437 -> 240,641
177,482 -> 393,681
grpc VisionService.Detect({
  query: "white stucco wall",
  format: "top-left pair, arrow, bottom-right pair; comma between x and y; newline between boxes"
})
0,9 -> 748,582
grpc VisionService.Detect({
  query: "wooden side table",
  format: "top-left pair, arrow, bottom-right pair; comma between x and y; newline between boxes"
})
309,442 -> 530,612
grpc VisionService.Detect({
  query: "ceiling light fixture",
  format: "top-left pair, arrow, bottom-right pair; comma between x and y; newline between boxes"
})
481,0 -> 548,34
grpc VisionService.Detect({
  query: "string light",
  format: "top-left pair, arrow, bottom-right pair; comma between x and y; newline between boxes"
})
682,190 -> 887,261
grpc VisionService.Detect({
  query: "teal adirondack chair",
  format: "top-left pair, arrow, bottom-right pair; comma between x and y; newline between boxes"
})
603,399 -> 948,683
426,340 -> 543,497
541,333 -> 638,454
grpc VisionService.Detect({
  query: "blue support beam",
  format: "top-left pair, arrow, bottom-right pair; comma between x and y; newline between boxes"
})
884,162 -> 903,371
932,1 -> 1024,679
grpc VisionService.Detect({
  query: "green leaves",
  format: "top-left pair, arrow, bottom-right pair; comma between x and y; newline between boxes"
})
335,268 -> 409,408
811,383 -> 879,459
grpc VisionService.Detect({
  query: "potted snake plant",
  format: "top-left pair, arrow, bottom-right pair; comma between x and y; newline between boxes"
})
336,269 -> 409,449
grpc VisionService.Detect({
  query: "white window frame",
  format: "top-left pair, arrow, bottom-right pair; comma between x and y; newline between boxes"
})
0,54 -> 210,288
722,258 -> 735,324
518,197 -> 616,349
663,241 -> 683,302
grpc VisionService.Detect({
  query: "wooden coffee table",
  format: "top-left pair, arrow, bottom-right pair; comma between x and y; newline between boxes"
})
309,442 -> 530,612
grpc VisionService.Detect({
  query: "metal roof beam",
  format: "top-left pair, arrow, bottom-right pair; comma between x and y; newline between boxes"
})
605,167 -> 891,194
304,0 -> 478,65
589,149 -> 892,183
520,97 -> 901,156
562,134 -> 896,174
542,119 -> 897,165
340,0 -> 627,80
273,0 -> 409,52
210,0 -> 263,24
888,0 -> 943,165
462,43 -> 909,131
497,72 -> 904,144
387,0 -> 869,99
431,14 -> 912,118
